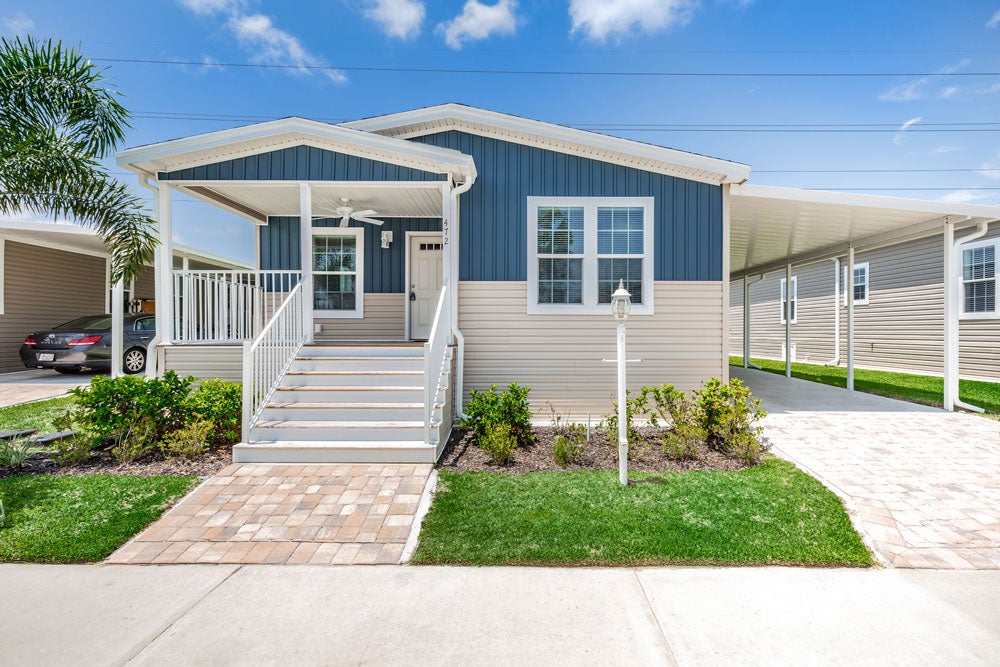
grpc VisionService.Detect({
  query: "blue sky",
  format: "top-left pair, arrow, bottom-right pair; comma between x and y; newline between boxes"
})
4,0 -> 1000,262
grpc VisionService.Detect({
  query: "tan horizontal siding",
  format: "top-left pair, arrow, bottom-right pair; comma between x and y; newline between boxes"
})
315,293 -> 406,341
133,267 -> 156,301
159,344 -> 243,382
0,241 -> 106,374
459,281 -> 725,418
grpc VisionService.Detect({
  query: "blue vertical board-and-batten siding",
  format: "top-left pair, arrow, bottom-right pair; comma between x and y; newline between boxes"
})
410,131 -> 723,282
158,145 -> 447,182
260,217 -> 443,294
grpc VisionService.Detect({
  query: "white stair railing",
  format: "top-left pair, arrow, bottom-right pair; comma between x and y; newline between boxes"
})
242,282 -> 307,442
423,283 -> 452,447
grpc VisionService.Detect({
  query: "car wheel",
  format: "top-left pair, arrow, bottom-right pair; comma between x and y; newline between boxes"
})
55,367 -> 82,375
123,348 -> 146,374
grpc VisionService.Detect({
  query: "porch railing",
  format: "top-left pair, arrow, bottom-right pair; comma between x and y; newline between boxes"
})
423,283 -> 452,447
242,282 -> 308,441
171,270 -> 301,343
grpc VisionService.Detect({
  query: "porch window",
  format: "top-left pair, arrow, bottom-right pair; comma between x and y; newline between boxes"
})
842,262 -> 870,306
961,240 -> 997,317
527,197 -> 654,315
312,228 -> 364,318
780,276 -> 797,324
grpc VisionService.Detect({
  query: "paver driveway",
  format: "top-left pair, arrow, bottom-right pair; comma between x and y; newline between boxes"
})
732,367 -> 1000,569
0,369 -> 96,407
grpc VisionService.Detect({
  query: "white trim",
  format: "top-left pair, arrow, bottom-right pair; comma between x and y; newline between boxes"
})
404,231 -> 444,341
958,237 -> 1000,320
780,276 -> 798,325
0,230 -> 108,260
310,226 -> 364,319
343,104 -> 750,185
842,261 -> 870,307
526,196 -> 655,316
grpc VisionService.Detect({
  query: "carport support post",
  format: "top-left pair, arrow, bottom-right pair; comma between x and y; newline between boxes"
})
784,262 -> 792,378
847,245 -> 856,392
155,183 -> 173,345
743,276 -> 751,368
111,281 -> 124,377
299,183 -> 314,344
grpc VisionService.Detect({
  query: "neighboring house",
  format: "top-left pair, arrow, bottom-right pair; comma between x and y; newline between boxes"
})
729,228 -> 1000,381
115,104 -> 1000,463
0,220 -> 250,374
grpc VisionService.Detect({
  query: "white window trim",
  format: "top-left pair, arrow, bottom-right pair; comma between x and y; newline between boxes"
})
526,196 -> 655,316
311,226 -> 364,319
959,238 -> 999,320
780,276 -> 797,325
843,261 -> 870,307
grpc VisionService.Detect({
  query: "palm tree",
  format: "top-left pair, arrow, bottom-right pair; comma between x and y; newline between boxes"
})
0,36 -> 155,283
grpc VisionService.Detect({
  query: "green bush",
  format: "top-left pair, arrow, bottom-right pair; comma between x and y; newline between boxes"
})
661,421 -> 707,460
51,432 -> 97,467
186,379 -> 242,446
602,390 -> 645,447
462,382 -> 534,447
553,423 -> 586,467
479,422 -> 517,465
161,420 -> 213,460
693,378 -> 767,463
0,439 -> 31,468
638,384 -> 687,428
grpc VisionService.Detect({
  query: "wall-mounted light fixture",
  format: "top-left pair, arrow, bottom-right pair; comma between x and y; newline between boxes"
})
381,231 -> 393,249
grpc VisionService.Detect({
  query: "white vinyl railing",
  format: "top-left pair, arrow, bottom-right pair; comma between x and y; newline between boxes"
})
241,282 -> 307,440
423,283 -> 452,446
171,270 -> 301,343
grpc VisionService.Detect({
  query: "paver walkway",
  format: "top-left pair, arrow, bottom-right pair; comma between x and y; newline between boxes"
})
733,367 -> 1000,569
108,463 -> 432,565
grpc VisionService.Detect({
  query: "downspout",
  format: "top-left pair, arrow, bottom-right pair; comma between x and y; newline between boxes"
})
826,257 -> 841,366
449,173 -> 476,418
137,175 -> 162,378
950,220 -> 990,413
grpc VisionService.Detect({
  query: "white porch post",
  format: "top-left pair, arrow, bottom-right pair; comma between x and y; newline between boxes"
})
111,281 -> 124,377
743,276 -> 751,368
784,261 -> 792,378
300,183 -> 314,344
155,184 -> 173,345
847,245 -> 856,392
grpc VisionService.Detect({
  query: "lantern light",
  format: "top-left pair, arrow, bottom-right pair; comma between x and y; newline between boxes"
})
611,280 -> 631,324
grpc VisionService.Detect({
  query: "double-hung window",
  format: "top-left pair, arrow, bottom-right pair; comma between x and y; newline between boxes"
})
780,276 -> 797,324
961,239 -> 998,318
528,197 -> 654,315
312,228 -> 364,318
843,262 -> 870,306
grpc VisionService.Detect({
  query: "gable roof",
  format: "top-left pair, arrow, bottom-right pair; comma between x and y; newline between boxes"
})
342,103 -> 751,186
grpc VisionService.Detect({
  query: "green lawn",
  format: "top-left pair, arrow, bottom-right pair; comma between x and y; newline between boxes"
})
412,459 -> 873,567
0,474 -> 196,563
0,396 -> 76,433
730,356 -> 1000,414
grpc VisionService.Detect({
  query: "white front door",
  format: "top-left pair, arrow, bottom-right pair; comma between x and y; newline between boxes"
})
409,235 -> 444,340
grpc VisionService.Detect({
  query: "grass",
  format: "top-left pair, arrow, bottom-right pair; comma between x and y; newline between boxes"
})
0,396 -> 76,433
412,458 -> 873,567
730,356 -> 1000,414
0,474 -> 197,563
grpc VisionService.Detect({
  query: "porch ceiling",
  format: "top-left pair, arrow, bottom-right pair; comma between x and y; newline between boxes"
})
179,182 -> 444,222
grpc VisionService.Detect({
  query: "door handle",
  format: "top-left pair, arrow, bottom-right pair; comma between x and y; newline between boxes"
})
409,292 -> 416,301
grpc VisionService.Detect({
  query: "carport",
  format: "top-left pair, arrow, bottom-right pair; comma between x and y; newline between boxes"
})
729,184 -> 1000,412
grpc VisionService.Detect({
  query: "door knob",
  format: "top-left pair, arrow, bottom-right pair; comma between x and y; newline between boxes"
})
409,292 -> 416,301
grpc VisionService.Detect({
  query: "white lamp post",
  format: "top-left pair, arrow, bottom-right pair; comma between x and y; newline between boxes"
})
611,280 -> 632,486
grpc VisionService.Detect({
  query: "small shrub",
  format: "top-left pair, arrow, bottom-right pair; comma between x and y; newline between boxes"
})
693,378 -> 767,463
553,423 -> 586,467
161,420 -> 213,460
661,421 -> 707,460
186,379 -> 242,446
110,418 -> 158,465
602,390 -> 645,447
52,433 -> 97,467
462,382 -> 534,447
479,422 -> 517,465
0,439 -> 31,468
639,384 -> 687,428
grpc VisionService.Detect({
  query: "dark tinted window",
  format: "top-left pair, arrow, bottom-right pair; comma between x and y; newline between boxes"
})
134,318 -> 156,332
54,316 -> 112,331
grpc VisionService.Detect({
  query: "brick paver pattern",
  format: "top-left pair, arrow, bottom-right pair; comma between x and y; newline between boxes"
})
108,464 -> 431,565
766,412 -> 1000,569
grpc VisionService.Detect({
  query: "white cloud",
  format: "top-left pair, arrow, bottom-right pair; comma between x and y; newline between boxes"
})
939,190 -> 991,204
569,0 -> 695,41
171,54 -> 224,76
893,116 -> 922,145
365,0 -> 425,39
177,0 -> 245,15
878,59 -> 970,102
976,82 -> 1000,95
2,12 -> 34,33
931,145 -> 963,154
439,0 -> 518,49
987,9 -> 1000,28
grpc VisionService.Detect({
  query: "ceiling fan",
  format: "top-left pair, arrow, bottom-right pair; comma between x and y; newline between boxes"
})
333,197 -> 383,227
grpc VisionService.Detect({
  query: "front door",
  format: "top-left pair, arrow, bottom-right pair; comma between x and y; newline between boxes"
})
408,235 -> 444,340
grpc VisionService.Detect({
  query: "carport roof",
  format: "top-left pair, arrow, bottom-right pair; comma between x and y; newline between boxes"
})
730,184 -> 1000,276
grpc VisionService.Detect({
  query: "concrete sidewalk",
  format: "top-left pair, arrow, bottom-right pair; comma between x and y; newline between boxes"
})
1,565 -> 997,666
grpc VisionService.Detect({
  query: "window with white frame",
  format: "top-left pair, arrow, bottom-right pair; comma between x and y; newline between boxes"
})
961,239 -> 997,317
780,276 -> 797,324
527,197 -> 654,315
312,228 -> 364,318
842,262 -> 870,306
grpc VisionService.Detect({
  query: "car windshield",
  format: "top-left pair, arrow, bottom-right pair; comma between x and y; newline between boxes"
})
53,316 -> 112,331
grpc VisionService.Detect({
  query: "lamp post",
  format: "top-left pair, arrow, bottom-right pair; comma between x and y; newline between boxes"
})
611,280 -> 632,486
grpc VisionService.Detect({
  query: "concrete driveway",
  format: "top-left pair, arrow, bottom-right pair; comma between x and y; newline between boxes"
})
0,369 -> 98,408
733,367 -> 1000,569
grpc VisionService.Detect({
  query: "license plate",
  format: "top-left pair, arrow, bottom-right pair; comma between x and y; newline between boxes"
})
36,353 -> 55,362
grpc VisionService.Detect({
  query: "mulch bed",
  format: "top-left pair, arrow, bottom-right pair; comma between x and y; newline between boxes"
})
1,449 -> 230,480
438,426 -> 757,474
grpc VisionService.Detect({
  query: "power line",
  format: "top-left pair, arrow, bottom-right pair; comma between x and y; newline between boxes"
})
95,57 -> 1000,78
